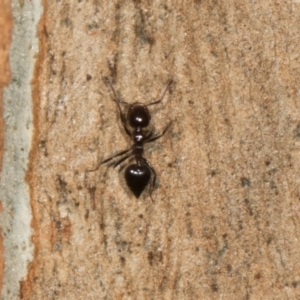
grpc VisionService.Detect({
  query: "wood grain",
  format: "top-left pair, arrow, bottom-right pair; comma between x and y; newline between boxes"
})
0,0 -> 13,172
22,0 -> 300,299
0,0 -> 13,296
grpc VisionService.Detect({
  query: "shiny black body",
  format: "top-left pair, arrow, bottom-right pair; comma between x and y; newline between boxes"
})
100,77 -> 172,200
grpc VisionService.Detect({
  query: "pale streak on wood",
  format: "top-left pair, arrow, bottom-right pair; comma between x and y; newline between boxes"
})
22,0 -> 300,299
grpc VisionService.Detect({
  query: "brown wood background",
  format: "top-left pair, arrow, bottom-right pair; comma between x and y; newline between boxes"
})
19,0 -> 300,299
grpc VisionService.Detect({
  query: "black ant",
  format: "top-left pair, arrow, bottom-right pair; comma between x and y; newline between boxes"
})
97,77 -> 173,200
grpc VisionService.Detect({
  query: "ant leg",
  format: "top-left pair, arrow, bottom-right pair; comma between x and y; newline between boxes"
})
103,77 -> 131,137
145,122 -> 172,144
142,158 -> 156,202
88,148 -> 131,172
145,129 -> 155,140
118,156 -> 134,173
110,153 -> 133,168
118,109 -> 131,137
101,148 -> 131,165
147,79 -> 173,106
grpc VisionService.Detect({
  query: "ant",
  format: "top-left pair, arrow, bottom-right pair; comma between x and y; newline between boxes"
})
97,76 -> 173,200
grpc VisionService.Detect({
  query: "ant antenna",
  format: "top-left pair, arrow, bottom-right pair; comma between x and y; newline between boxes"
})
103,76 -> 130,106
147,79 -> 173,106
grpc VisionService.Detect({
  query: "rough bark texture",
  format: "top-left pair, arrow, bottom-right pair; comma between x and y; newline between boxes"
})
0,0 -> 13,296
22,0 -> 300,299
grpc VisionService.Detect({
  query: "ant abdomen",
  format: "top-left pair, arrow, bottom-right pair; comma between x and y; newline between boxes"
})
125,164 -> 151,198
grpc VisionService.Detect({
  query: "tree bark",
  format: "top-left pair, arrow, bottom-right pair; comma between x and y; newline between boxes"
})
20,0 -> 300,299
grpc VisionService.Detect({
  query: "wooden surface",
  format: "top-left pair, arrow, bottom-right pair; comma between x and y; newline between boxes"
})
0,0 -> 13,297
21,1 -> 300,299
0,0 -> 12,172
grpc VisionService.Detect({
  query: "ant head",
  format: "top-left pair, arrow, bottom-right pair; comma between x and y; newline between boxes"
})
127,103 -> 151,128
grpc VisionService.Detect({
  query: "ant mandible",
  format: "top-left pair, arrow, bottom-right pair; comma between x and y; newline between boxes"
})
99,76 -> 173,200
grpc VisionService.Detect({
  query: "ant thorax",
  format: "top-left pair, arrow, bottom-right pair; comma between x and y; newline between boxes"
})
132,127 -> 146,144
